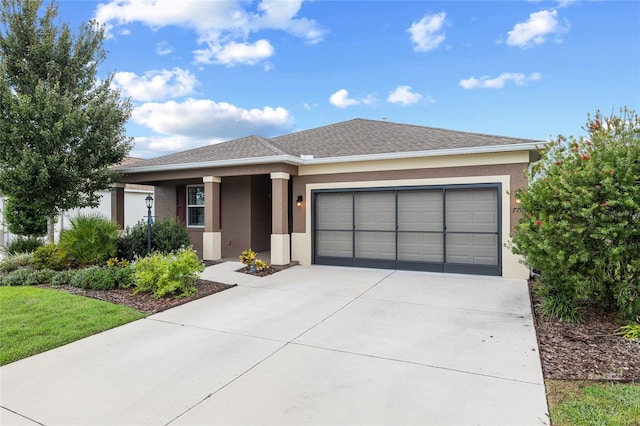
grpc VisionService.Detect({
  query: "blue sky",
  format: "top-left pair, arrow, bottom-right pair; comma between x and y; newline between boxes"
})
57,0 -> 640,158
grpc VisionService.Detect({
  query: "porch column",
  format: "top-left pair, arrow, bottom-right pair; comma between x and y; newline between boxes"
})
270,172 -> 290,265
203,176 -> 222,260
110,183 -> 125,231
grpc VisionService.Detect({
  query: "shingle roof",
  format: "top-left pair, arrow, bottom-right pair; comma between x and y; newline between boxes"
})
119,135 -> 285,169
270,119 -> 537,158
118,118 -> 539,171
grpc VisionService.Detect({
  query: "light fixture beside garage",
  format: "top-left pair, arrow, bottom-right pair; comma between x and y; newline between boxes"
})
296,195 -> 303,207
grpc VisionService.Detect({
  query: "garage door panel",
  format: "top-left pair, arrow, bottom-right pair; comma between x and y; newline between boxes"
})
316,231 -> 352,258
398,233 -> 443,262
446,188 -> 497,233
316,193 -> 352,230
355,192 -> 395,231
398,190 -> 442,232
446,233 -> 498,265
355,232 -> 395,260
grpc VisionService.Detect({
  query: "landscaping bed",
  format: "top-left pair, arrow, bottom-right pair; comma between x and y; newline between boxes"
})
530,281 -> 640,382
46,279 -> 235,314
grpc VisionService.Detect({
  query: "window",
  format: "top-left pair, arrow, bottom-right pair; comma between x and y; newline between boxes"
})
187,185 -> 205,227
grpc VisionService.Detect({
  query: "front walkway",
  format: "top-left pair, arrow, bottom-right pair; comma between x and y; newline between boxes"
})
1,264 -> 548,425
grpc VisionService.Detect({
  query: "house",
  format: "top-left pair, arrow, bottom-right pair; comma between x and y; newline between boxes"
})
0,157 -> 154,245
114,118 -> 540,279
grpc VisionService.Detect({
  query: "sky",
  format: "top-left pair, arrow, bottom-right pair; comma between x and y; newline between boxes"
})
54,0 -> 640,159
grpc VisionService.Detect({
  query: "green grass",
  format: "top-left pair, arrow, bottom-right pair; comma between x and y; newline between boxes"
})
0,286 -> 145,365
547,380 -> 640,426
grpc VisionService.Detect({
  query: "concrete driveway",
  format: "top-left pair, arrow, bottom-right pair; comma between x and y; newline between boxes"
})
1,264 -> 548,425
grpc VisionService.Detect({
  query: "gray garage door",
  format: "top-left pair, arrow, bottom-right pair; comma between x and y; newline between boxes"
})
313,184 -> 501,276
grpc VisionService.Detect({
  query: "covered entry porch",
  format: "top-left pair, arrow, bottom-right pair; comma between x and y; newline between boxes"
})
113,165 -> 296,266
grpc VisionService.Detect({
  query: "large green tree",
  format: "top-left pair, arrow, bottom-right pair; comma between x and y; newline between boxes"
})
0,0 -> 132,241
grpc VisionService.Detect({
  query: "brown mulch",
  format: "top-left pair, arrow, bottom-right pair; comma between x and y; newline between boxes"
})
529,280 -> 640,382
46,260 -> 294,314
48,279 -> 236,314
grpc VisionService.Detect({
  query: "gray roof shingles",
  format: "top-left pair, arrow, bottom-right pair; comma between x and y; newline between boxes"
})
119,118 -> 539,170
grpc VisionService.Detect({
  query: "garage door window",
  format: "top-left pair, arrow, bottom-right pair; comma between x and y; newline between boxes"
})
313,184 -> 501,276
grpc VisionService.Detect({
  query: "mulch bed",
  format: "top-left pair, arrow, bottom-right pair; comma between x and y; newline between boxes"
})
47,279 -> 236,314
529,280 -> 640,382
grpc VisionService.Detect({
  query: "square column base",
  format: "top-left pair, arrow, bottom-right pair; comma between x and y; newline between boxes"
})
203,232 -> 222,260
270,234 -> 291,265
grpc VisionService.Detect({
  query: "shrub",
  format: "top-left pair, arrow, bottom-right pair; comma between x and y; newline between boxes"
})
615,321 -> 640,342
132,247 -> 203,298
116,217 -> 191,261
33,244 -> 69,271
239,249 -> 269,272
59,213 -> 119,266
239,248 -> 257,267
23,269 -> 56,286
3,236 -> 43,255
0,268 -> 34,286
0,252 -> 35,273
50,269 -> 77,287
67,265 -> 133,291
511,108 -> 640,321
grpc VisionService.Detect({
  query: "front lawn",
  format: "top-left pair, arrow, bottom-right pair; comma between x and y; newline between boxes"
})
0,286 -> 145,365
546,380 -> 640,425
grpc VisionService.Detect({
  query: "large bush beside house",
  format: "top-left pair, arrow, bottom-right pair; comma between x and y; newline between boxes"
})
116,217 -> 191,260
511,108 -> 640,321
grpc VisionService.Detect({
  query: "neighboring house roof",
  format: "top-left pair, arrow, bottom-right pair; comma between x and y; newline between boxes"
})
117,118 -> 541,173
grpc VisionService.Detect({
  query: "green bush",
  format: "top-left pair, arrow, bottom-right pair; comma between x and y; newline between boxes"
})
0,268 -> 34,286
2,197 -> 47,237
33,244 -> 69,271
67,265 -> 133,291
511,108 -> 640,321
24,269 -> 56,286
3,236 -> 43,255
59,213 -> 119,266
0,252 -> 35,273
50,269 -> 77,287
132,247 -> 203,298
116,217 -> 191,260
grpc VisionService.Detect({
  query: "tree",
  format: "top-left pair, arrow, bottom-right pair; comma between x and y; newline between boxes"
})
3,196 -> 47,236
511,108 -> 640,321
0,0 -> 132,242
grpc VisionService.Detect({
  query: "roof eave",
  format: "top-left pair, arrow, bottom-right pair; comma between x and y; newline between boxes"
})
300,142 -> 541,165
115,155 -> 302,174
115,142 -> 540,174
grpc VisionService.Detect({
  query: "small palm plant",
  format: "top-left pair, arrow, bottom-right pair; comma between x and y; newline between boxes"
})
59,213 -> 119,267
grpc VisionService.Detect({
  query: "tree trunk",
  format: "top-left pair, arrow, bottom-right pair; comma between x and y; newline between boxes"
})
47,215 -> 55,243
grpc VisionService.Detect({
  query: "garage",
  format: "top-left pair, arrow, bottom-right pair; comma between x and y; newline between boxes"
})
312,184 -> 501,276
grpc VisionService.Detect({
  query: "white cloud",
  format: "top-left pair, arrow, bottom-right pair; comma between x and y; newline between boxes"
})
506,10 -> 570,48
194,39 -> 275,66
94,0 -> 325,66
387,86 -> 423,105
459,72 -> 542,90
130,135 -> 226,158
156,41 -> 172,56
131,98 -> 294,140
113,68 -> 198,102
328,89 -> 376,108
407,12 -> 446,52
329,89 -> 360,108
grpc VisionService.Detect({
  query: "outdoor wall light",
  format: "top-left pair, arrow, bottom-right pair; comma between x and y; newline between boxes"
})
296,195 -> 303,207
